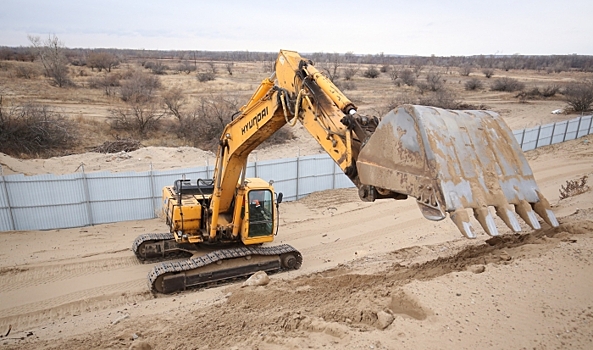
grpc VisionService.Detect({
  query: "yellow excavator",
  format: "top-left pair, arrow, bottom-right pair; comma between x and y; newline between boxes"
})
133,50 -> 558,293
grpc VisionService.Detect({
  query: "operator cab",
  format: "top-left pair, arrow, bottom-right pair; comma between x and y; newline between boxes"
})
247,189 -> 274,237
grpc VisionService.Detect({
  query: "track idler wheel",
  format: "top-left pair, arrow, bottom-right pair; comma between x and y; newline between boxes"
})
281,253 -> 299,269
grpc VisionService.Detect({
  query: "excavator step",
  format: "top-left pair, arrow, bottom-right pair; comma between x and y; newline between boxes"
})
148,244 -> 302,294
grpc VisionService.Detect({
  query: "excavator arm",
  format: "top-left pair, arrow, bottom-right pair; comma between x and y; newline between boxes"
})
210,49 -> 558,239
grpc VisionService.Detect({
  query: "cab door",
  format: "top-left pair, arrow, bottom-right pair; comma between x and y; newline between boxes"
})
241,189 -> 275,244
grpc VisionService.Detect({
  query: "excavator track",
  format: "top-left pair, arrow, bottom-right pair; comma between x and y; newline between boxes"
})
148,244 -> 302,294
132,233 -> 194,262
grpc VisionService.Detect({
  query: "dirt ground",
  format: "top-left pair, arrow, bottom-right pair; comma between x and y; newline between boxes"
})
1,58 -> 592,349
0,132 -> 591,349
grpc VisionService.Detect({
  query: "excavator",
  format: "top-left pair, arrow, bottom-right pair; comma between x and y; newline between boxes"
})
133,50 -> 559,294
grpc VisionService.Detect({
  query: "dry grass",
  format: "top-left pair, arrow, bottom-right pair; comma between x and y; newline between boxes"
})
559,175 -> 590,199
1,56 -> 591,157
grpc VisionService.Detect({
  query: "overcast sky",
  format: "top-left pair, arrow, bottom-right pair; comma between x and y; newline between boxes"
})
1,0 -> 592,56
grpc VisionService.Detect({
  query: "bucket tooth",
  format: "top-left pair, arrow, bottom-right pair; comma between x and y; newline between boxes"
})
514,200 -> 541,230
532,191 -> 559,227
473,207 -> 499,236
495,205 -> 522,233
450,209 -> 476,239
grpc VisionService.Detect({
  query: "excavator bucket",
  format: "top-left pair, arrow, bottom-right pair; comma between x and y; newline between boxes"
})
356,105 -> 559,238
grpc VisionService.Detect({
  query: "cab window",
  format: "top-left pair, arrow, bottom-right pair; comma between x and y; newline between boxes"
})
247,190 -> 273,237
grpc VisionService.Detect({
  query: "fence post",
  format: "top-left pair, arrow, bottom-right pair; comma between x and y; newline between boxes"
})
562,121 -> 569,142
205,159 -> 209,178
0,166 -> 16,231
534,125 -> 542,149
80,164 -> 94,226
519,128 -> 526,148
149,163 -> 157,218
332,162 -> 337,190
296,154 -> 300,200
550,122 -> 557,144
576,116 -> 583,138
254,153 -> 258,178
588,116 -> 593,135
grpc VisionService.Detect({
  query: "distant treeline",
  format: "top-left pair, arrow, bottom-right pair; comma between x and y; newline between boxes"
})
1,46 -> 593,72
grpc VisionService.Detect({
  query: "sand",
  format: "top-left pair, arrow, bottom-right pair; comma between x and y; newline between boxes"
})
0,133 -> 592,348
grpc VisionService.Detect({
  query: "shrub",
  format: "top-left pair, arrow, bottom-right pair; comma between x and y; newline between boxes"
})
418,88 -> 459,109
119,71 -> 161,103
459,65 -> 472,76
563,81 -> 593,112
540,85 -> 559,98
482,68 -> 494,78
197,72 -> 216,82
150,62 -> 168,75
464,78 -> 483,91
174,61 -> 197,74
108,102 -> 165,137
343,67 -> 359,81
14,64 -> 38,79
0,98 -> 77,157
417,71 -> 444,93
335,80 -> 357,91
559,176 -> 589,199
386,92 -> 418,110
490,77 -> 525,92
177,95 -> 239,150
363,66 -> 380,79
88,73 -> 121,96
399,69 -> 416,86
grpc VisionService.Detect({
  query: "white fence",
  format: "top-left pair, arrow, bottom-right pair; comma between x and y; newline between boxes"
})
513,114 -> 592,151
1,114 -> 591,232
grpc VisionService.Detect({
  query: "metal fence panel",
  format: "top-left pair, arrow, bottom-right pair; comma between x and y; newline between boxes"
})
4,173 -> 89,230
521,126 -> 540,151
296,155 -> 334,198
0,174 -> 14,231
1,114 -> 591,232
551,121 -> 568,144
564,118 -> 580,141
537,124 -> 554,148
577,115 -> 593,138
91,198 -> 155,224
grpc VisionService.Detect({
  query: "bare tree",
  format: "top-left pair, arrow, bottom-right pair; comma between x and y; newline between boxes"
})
28,34 -> 72,87
162,87 -> 185,120
87,52 -> 119,72
226,62 -> 234,76
207,62 -> 217,74
319,53 -> 341,82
